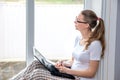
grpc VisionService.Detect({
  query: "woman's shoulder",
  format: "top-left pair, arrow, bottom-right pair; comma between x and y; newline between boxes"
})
89,40 -> 102,48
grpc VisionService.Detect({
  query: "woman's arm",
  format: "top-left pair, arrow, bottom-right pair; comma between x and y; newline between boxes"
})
59,60 -> 99,78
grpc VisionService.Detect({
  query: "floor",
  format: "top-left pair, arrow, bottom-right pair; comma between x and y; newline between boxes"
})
0,61 -> 26,80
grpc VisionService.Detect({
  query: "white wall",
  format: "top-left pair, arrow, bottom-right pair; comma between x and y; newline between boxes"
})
84,0 -> 102,17
113,0 -> 120,80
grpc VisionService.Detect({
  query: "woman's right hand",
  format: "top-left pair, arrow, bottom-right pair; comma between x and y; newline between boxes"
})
55,60 -> 65,69
55,60 -> 63,67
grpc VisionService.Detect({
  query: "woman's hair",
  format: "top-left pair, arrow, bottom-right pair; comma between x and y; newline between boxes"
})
81,10 -> 105,58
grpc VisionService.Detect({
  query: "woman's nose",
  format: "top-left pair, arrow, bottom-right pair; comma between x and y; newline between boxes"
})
74,20 -> 77,24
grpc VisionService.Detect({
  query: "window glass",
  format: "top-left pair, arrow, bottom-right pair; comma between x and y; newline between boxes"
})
0,0 -> 26,79
35,0 -> 84,60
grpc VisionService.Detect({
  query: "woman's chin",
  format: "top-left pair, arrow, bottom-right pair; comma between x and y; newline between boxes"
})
75,27 -> 78,30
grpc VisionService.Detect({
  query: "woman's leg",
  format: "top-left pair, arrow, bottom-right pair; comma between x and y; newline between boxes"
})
10,60 -> 75,80
23,60 -> 45,75
24,68 -> 74,80
10,60 -> 44,80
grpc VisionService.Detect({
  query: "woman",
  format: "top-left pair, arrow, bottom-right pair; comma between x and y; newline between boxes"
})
10,10 -> 105,80
55,9 -> 105,80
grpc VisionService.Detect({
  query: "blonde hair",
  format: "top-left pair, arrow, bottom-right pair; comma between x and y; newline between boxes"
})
81,10 -> 105,57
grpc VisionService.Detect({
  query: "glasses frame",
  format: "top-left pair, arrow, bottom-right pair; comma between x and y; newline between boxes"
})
75,16 -> 88,24
76,20 -> 88,24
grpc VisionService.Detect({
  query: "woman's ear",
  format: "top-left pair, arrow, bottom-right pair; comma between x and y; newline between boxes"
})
85,23 -> 90,29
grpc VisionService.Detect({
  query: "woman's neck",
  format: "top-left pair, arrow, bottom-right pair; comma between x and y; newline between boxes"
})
79,30 -> 91,46
80,30 -> 91,40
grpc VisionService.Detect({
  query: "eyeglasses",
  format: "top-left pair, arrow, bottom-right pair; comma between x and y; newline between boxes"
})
76,20 -> 88,24
75,17 -> 88,24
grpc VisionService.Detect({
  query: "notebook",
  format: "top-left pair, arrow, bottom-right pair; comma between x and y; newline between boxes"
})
33,47 -> 75,79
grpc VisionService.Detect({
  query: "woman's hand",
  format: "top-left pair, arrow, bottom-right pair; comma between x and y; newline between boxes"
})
55,59 -> 72,67
55,60 -> 70,73
55,60 -> 63,68
55,64 -> 70,73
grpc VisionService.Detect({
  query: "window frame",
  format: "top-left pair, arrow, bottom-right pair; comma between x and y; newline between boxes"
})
26,0 -> 34,65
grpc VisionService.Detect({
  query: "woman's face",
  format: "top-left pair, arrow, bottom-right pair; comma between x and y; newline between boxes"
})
74,14 -> 89,31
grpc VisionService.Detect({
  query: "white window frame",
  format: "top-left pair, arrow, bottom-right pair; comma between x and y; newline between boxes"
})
26,0 -> 34,65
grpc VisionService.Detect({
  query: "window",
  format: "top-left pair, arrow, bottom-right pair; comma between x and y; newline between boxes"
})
35,0 -> 84,60
0,0 -> 26,79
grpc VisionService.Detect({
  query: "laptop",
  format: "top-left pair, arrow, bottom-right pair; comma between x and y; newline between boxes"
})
33,47 -> 75,79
